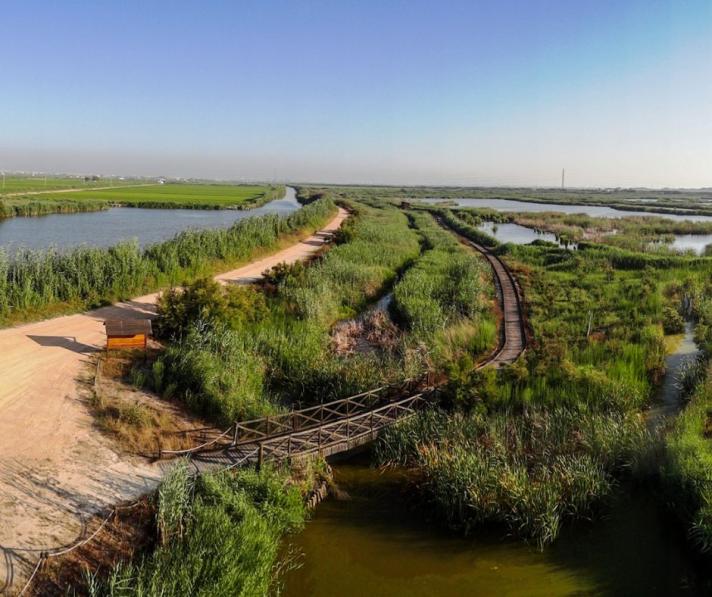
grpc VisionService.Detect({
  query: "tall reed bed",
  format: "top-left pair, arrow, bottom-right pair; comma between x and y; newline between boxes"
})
149,204 -> 498,424
393,212 -> 489,338
377,406 -> 650,547
0,197 -> 336,324
664,363 -> 712,554
151,203 -> 424,421
0,198 -> 108,219
84,462 -> 307,597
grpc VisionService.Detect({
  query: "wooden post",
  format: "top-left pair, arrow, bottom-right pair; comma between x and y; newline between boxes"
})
258,442 -> 264,469
288,435 -> 292,458
266,416 -> 271,436
232,423 -> 240,447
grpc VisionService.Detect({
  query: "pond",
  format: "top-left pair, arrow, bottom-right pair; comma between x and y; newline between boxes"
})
282,328 -> 710,597
668,234 -> 712,255
477,221 -> 571,247
282,457 -> 706,597
0,187 -> 301,252
423,198 -> 712,222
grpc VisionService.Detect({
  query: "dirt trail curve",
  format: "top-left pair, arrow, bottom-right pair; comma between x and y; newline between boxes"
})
0,205 -> 348,592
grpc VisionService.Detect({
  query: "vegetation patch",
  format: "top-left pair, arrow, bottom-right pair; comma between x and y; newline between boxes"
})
0,195 -> 336,325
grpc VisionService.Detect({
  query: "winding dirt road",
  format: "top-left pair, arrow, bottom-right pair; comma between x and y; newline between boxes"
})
0,206 -> 348,591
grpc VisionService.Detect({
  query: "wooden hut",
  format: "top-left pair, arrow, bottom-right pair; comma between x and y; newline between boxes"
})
104,319 -> 152,351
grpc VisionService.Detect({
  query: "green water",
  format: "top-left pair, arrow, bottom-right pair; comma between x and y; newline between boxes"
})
282,459 -> 708,596
283,325 -> 710,596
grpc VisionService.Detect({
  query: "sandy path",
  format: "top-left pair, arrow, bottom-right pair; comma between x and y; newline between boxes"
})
0,207 -> 347,591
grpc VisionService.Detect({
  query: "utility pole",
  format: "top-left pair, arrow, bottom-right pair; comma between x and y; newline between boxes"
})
561,168 -> 565,190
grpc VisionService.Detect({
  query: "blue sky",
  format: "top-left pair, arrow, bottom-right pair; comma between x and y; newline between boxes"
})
1,0 -> 710,186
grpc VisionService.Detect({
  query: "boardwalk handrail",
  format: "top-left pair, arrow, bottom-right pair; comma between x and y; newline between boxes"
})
159,374 -> 428,458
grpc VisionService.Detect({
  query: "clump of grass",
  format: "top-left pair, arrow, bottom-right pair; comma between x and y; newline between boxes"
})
664,363 -> 712,554
86,465 -> 307,597
377,406 -> 650,547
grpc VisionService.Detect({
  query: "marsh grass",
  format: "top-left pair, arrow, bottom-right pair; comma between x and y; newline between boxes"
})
377,406 -> 651,547
664,363 -> 712,554
0,196 -> 335,325
86,464 -> 307,597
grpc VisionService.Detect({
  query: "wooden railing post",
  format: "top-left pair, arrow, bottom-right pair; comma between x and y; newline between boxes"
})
232,423 -> 239,447
266,416 -> 271,436
258,442 -> 264,469
288,435 -> 292,458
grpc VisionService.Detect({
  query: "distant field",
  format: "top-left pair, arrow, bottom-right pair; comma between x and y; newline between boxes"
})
0,176 -> 139,195
43,184 -> 276,208
0,183 -> 284,218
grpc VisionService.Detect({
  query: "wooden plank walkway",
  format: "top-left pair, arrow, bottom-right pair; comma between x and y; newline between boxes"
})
469,241 -> 527,368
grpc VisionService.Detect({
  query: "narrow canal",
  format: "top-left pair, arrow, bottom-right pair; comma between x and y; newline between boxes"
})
282,327 -> 709,597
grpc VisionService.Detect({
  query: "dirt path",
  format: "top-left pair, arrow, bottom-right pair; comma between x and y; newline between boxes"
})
0,207 -> 348,592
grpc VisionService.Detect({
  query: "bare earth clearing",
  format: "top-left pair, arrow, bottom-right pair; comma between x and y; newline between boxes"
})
0,208 -> 348,591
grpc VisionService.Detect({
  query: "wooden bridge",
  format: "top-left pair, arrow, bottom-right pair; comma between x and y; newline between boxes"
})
160,240 -> 527,469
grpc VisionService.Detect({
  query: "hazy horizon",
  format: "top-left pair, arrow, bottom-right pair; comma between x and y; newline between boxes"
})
2,0 -> 711,188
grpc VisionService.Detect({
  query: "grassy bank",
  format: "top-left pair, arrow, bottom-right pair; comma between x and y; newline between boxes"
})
664,290 -> 712,555
0,196 -> 336,325
665,364 -> 712,554
57,460 -> 325,597
146,201 -> 495,425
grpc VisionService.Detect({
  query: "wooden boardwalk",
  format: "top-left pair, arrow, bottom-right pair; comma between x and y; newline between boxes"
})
469,241 -> 527,368
162,227 -> 528,468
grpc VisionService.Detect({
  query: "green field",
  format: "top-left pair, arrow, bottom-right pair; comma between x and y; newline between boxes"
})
40,183 -> 278,208
0,175 -> 139,195
0,182 -> 284,218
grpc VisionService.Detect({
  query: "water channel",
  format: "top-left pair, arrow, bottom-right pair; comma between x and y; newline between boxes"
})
423,197 -> 712,223
283,326 -> 709,597
0,187 -> 300,252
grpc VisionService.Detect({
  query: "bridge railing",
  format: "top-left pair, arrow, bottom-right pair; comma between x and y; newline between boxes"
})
159,374 -> 430,458
255,392 -> 429,465
233,375 -> 426,445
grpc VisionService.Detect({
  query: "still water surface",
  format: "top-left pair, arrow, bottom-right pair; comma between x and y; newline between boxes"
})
668,234 -> 712,255
424,197 -> 712,222
477,221 -> 568,246
0,187 -> 300,252
283,328 -> 709,597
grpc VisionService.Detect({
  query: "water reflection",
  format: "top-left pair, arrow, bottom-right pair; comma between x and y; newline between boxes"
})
424,198 -> 712,222
668,234 -> 712,255
0,187 -> 300,252
478,222 -> 569,247
283,457 -> 707,597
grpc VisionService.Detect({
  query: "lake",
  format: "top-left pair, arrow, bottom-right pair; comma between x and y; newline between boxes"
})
0,187 -> 301,252
423,197 -> 712,222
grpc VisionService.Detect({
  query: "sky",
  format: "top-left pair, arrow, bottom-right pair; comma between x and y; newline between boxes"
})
1,0 -> 711,187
